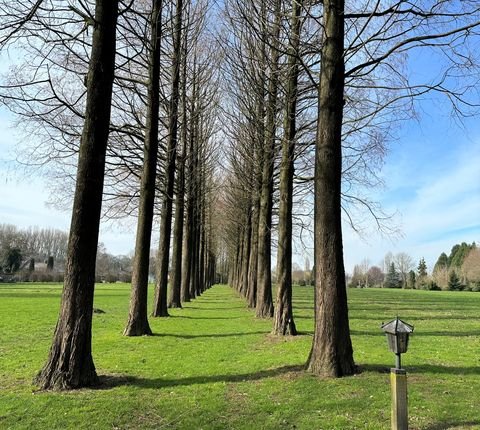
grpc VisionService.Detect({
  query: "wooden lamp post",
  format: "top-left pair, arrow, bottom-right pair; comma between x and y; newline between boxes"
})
381,317 -> 414,430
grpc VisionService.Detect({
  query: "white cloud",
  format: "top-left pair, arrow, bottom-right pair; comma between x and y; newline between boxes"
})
0,176 -> 71,229
398,145 -> 480,240
0,174 -> 138,255
343,141 -> 480,273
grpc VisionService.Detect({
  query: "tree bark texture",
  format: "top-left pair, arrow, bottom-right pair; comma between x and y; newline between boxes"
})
124,0 -> 163,336
168,11 -> 190,308
193,189 -> 202,296
180,75 -> 196,302
246,202 -> 258,308
256,0 -> 282,319
273,0 -> 302,337
152,0 -> 184,317
180,169 -> 193,302
306,0 -> 355,377
168,37 -> 188,308
180,218 -> 192,302
167,168 -> 184,308
35,0 -> 119,389
247,50 -> 266,309
240,213 -> 252,297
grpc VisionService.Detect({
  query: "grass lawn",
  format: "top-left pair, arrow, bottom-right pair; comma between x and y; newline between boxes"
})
1,283 -> 479,429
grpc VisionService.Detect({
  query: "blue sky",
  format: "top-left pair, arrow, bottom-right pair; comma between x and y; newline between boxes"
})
342,95 -> 480,273
2,95 -> 478,274
0,108 -> 138,255
1,52 -> 479,275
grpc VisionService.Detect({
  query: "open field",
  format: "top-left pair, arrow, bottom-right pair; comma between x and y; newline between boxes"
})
0,283 -> 479,429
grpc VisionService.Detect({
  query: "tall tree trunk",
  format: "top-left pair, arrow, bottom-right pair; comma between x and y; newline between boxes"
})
199,219 -> 206,293
35,0 -> 118,390
168,146 -> 185,308
152,0 -> 184,317
124,0 -> 163,336
168,26 -> 189,308
231,237 -> 242,291
306,0 -> 355,377
273,0 -> 302,336
189,213 -> 198,298
246,201 -> 258,307
180,63 -> 195,302
194,188 -> 202,296
256,0 -> 281,318
240,212 -> 252,297
180,141 -> 194,302
188,59 -> 200,300
247,46 -> 266,309
180,217 -> 192,302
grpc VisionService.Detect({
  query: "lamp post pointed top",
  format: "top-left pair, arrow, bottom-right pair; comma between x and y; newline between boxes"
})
381,317 -> 414,370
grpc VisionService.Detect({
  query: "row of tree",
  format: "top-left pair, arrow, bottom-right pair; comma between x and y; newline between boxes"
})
216,0 -> 480,378
0,224 -> 68,266
433,242 -> 480,291
349,243 -> 480,290
1,0 -> 480,389
1,0 -> 222,389
349,252 -> 417,289
0,224 -> 135,282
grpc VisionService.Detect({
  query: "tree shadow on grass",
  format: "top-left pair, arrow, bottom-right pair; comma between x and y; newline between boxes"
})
168,315 -> 247,320
350,329 -> 480,337
360,363 -> 480,376
182,306 -> 246,311
349,315 -> 478,322
148,331 -> 270,339
291,315 -> 313,319
0,293 -> 62,299
97,364 -> 304,390
421,421 -> 480,430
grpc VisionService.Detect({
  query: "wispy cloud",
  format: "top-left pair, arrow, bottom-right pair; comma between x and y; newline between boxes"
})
0,177 -> 71,229
343,133 -> 480,272
402,147 -> 480,239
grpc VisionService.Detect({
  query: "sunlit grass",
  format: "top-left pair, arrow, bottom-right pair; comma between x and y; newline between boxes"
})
0,283 -> 479,429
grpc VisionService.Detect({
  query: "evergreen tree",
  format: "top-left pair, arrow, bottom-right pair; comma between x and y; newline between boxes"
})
417,258 -> 427,277
434,252 -> 449,272
384,263 -> 400,288
2,247 -> 23,273
417,257 -> 427,288
448,270 -> 462,291
449,242 -> 475,268
384,262 -> 401,288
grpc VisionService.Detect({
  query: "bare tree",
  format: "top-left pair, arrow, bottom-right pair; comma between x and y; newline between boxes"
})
306,0 -> 356,377
273,0 -> 303,336
152,0 -> 185,318
394,252 -> 414,289
34,0 -> 120,389
124,0 -> 164,336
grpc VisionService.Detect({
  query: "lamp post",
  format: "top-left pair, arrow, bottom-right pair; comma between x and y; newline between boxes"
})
381,317 -> 414,430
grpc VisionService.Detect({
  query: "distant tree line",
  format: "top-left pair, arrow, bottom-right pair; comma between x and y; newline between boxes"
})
0,223 -> 68,264
0,224 -> 67,280
432,242 -> 479,291
348,242 -> 480,291
0,223 -> 135,283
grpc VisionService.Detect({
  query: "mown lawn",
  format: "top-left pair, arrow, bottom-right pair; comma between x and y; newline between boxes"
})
0,283 -> 479,429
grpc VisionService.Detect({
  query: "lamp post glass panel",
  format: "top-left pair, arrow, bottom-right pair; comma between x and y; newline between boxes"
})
381,318 -> 414,369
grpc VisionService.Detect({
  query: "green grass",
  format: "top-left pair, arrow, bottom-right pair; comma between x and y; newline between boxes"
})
1,283 -> 479,429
